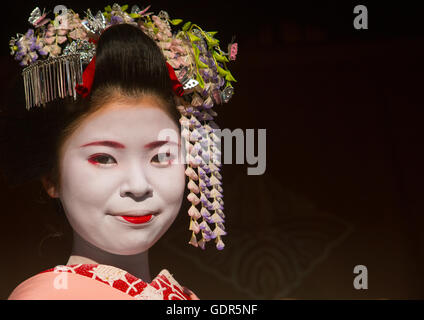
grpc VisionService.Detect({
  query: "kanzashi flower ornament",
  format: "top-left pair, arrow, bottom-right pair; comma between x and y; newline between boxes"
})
9,3 -> 238,250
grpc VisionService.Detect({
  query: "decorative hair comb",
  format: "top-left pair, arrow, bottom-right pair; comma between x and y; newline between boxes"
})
9,3 -> 238,250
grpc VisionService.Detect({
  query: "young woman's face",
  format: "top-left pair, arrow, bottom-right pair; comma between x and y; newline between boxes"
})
57,96 -> 185,255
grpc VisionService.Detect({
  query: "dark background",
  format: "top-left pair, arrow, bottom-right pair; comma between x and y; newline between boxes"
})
0,0 -> 423,299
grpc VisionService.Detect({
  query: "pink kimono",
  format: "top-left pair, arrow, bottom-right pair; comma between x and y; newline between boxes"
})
8,264 -> 199,300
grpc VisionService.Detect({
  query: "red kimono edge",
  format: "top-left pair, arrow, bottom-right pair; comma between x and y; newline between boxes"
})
8,264 -> 199,300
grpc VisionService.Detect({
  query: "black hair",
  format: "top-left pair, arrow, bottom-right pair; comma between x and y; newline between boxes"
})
0,23 -> 181,190
91,23 -> 175,102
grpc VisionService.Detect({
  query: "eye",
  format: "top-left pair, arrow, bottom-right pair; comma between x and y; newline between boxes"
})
151,150 -> 176,166
88,154 -> 117,166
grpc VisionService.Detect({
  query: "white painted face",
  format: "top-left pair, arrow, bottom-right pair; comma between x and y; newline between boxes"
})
56,96 -> 185,255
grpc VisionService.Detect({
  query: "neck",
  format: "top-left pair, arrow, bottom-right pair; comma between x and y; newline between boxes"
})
66,231 -> 152,282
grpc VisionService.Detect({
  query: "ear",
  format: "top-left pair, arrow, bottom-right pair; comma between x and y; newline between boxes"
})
41,175 -> 59,199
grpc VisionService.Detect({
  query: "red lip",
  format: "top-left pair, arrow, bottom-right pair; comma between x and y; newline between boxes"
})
121,215 -> 153,224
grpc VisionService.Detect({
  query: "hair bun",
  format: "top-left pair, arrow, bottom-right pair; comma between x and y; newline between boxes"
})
91,23 -> 172,99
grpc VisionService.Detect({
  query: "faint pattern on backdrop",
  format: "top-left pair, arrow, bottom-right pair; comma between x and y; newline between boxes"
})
160,172 -> 354,299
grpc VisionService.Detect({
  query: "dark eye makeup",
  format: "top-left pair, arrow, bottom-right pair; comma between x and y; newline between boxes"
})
88,153 -> 117,165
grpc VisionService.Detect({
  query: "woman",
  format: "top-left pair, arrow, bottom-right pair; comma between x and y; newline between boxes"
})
1,5 -> 235,299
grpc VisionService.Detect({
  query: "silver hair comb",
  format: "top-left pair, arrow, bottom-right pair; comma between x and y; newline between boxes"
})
21,53 -> 83,110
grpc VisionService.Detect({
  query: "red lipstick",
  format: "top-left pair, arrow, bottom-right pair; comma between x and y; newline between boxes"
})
121,215 -> 153,224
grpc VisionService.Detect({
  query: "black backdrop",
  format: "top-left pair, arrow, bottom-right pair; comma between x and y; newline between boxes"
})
0,0 -> 423,299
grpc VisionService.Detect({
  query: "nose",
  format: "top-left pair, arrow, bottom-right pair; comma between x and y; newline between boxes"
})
120,161 -> 152,199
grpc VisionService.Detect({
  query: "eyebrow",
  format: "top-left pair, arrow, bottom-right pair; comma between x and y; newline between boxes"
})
80,140 -> 178,149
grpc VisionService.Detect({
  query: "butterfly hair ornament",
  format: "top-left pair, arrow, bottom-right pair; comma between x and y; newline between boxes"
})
9,3 -> 238,250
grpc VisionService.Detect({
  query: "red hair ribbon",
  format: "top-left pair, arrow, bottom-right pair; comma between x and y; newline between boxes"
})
165,62 -> 184,97
75,55 -> 96,98
75,39 -> 184,98
75,38 -> 97,98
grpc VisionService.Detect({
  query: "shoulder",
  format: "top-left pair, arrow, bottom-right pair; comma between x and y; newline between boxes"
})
8,271 -> 70,300
8,270 -> 135,300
